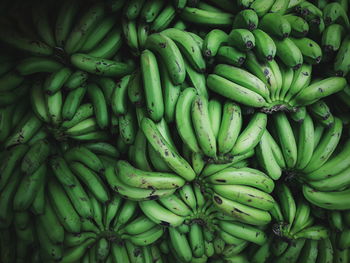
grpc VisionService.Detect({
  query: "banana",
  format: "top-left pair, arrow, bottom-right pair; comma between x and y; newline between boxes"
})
70,53 -> 135,77
36,222 -> 63,261
216,45 -> 247,67
114,199 -> 138,230
284,15 -> 309,38
275,239 -> 306,263
211,184 -> 275,211
202,29 -> 228,58
274,37 -> 303,69
60,238 -> 95,263
184,58 -> 208,98
303,185 -> 350,210
138,22 -> 149,50
180,7 -> 234,27
162,28 -> 205,73
303,117 -> 342,173
323,2 -> 350,28
317,238 -> 334,263
0,70 -> 24,92
252,29 -> 276,62
157,61 -> 180,123
189,223 -> 205,258
338,229 -> 350,249
250,0 -> 275,17
69,161 -> 109,203
64,146 -> 104,173
88,27 -> 123,59
0,168 -> 21,227
284,63 -> 312,102
295,113 -> 315,170
111,242 -> 130,263
214,64 -> 270,100
124,215 -> 157,236
44,67 -> 72,95
276,183 -> 297,230
117,160 -> 185,189
3,112 -> 42,148
119,108 -> 137,145
308,165 -> 350,191
191,95 -> 217,158
178,184 -> 197,212
295,1 -> 323,22
125,225 -> 164,247
21,139 -> 50,174
145,33 -> 186,85
207,74 -> 266,108
55,0 -> 80,47
218,221 -> 267,245
87,83 -> 109,129
217,101 -> 242,155
150,5 -> 176,32
306,139 -> 350,181
122,18 -> 139,54
141,117 -> 196,181
334,36 -> 350,76
322,24 -> 345,52
207,167 -> 275,193
140,0 -> 164,23
81,15 -> 116,52
270,0 -> 290,14
290,37 -> 322,64
127,71 -> 143,108
46,89 -> 62,126
293,225 -> 329,240
61,86 -> 86,121
64,2 -> 105,54
133,130 -> 152,171
231,112 -> 267,155
140,49 -> 164,121
228,29 -> 255,52
139,200 -> 185,227
111,74 -> 130,116
123,0 -> 146,20
212,194 -> 272,225
255,130 -> 283,180
259,13 -> 291,39
48,178 -> 81,233
309,100 -> 334,127
16,57 -> 62,75
65,70 -> 88,90
0,25 -> 53,56
105,166 -> 176,200
233,9 -> 259,30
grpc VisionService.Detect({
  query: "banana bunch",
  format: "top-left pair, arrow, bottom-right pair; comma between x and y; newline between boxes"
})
202,166 -> 275,226
256,110 -> 343,181
176,89 -> 267,161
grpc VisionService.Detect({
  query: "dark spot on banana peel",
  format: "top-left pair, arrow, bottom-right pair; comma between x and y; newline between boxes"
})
159,42 -> 166,48
214,196 -> 222,204
148,195 -> 159,200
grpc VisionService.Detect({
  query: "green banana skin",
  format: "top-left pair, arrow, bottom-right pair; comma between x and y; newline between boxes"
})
117,160 -> 185,189
71,53 -> 135,77
228,29 -> 255,52
44,67 -> 72,95
61,103 -> 94,129
62,85 -> 87,121
180,7 -> 234,27
252,29 -> 276,62
231,112 -> 267,155
141,117 -> 196,181
334,36 -> 350,76
274,37 -> 303,69
290,37 -> 323,64
0,70 -> 24,92
64,70 -> 88,90
216,46 -> 246,67
162,27 -> 206,72
89,27 -> 123,59
217,101 -> 242,155
140,49 -> 164,122
322,23 -> 345,52
284,14 -> 309,37
259,13 -> 291,39
184,58 -> 208,99
21,139 -> 50,175
140,0 -> 164,23
145,33 -> 186,85
274,239 -> 306,263
233,9 -> 259,31
303,185 -> 350,210
191,95 -> 217,158
207,74 -> 267,108
203,29 -> 228,58
16,57 -> 63,75
214,64 -> 270,100
64,2 -> 105,54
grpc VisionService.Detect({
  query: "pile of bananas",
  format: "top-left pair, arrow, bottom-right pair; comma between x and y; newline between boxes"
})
1,0 -> 350,262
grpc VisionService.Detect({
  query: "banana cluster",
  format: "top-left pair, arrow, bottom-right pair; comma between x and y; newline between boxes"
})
1,0 -> 350,262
